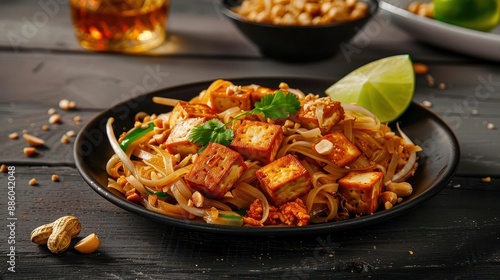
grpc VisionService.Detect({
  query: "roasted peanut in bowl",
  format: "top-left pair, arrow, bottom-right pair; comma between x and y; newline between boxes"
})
220,0 -> 378,61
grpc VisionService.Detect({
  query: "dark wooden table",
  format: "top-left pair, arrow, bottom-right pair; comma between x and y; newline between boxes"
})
1,1 -> 499,279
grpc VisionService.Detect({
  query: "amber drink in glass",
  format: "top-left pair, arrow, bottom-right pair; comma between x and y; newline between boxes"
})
70,0 -> 169,53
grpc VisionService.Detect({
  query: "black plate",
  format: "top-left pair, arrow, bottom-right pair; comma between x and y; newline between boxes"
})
74,77 -> 460,236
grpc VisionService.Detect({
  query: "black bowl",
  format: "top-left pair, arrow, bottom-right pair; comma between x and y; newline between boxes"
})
220,0 -> 379,62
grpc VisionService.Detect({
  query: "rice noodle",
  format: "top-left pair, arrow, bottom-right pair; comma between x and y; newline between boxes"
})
106,118 -> 136,176
233,182 -> 269,223
170,180 -> 207,217
392,123 -> 418,182
105,80 -> 422,228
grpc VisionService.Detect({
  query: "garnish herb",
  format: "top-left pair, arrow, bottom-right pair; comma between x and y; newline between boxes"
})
120,122 -> 155,152
188,90 -> 300,151
153,192 -> 171,199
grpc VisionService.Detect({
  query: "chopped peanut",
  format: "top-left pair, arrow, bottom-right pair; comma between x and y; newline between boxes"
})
59,99 -> 71,110
386,182 -> 413,197
413,62 -> 428,75
192,191 -> 205,208
24,147 -> 37,157
29,178 -> 37,186
74,233 -> 101,254
421,100 -> 432,108
49,114 -> 61,124
0,164 -> 7,173
425,74 -> 435,87
481,177 -> 491,183
8,132 -> 19,139
48,108 -> 57,115
58,99 -> 69,109
60,135 -> 70,144
380,191 -> 398,205
23,133 -> 45,147
384,201 -> 393,210
73,116 -> 82,125
314,139 -> 334,155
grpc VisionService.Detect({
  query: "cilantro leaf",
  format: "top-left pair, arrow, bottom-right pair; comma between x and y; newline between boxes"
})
187,89 -> 300,153
188,119 -> 234,149
254,90 -> 300,120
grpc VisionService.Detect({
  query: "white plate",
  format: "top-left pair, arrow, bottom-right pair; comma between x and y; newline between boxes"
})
379,0 -> 500,61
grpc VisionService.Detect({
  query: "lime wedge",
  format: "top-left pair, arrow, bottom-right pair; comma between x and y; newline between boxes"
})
433,0 -> 500,32
325,55 -> 415,123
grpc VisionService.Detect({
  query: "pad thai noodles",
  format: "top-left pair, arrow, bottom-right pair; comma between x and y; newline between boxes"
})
105,80 -> 421,227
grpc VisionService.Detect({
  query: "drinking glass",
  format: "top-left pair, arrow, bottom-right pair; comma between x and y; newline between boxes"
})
70,0 -> 170,53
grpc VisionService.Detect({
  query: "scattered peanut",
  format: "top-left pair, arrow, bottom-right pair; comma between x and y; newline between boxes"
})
421,100 -> 432,108
481,177 -> 491,183
386,182 -> 413,197
61,135 -> 70,144
9,132 -> 19,139
29,178 -> 38,186
30,223 -> 53,245
425,74 -> 435,87
51,174 -> 60,182
74,233 -> 101,254
59,99 -> 71,110
30,216 -> 82,254
49,114 -> 61,124
59,99 -> 76,110
73,116 -> 82,125
24,147 -> 37,157
48,108 -> 57,115
66,130 -> 76,138
0,164 -> 7,173
23,133 -> 45,147
413,62 -> 428,75
438,82 -> 446,90
42,125 -> 50,131
487,123 -> 495,130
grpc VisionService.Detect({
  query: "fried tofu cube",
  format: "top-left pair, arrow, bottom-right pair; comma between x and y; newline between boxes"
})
338,171 -> 384,215
256,154 -> 311,206
165,118 -> 205,156
313,130 -> 361,167
229,120 -> 283,164
169,101 -> 216,128
294,96 -> 344,134
210,85 -> 252,112
184,142 -> 247,199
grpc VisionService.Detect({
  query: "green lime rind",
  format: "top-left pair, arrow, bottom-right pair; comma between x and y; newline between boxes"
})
433,0 -> 500,32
